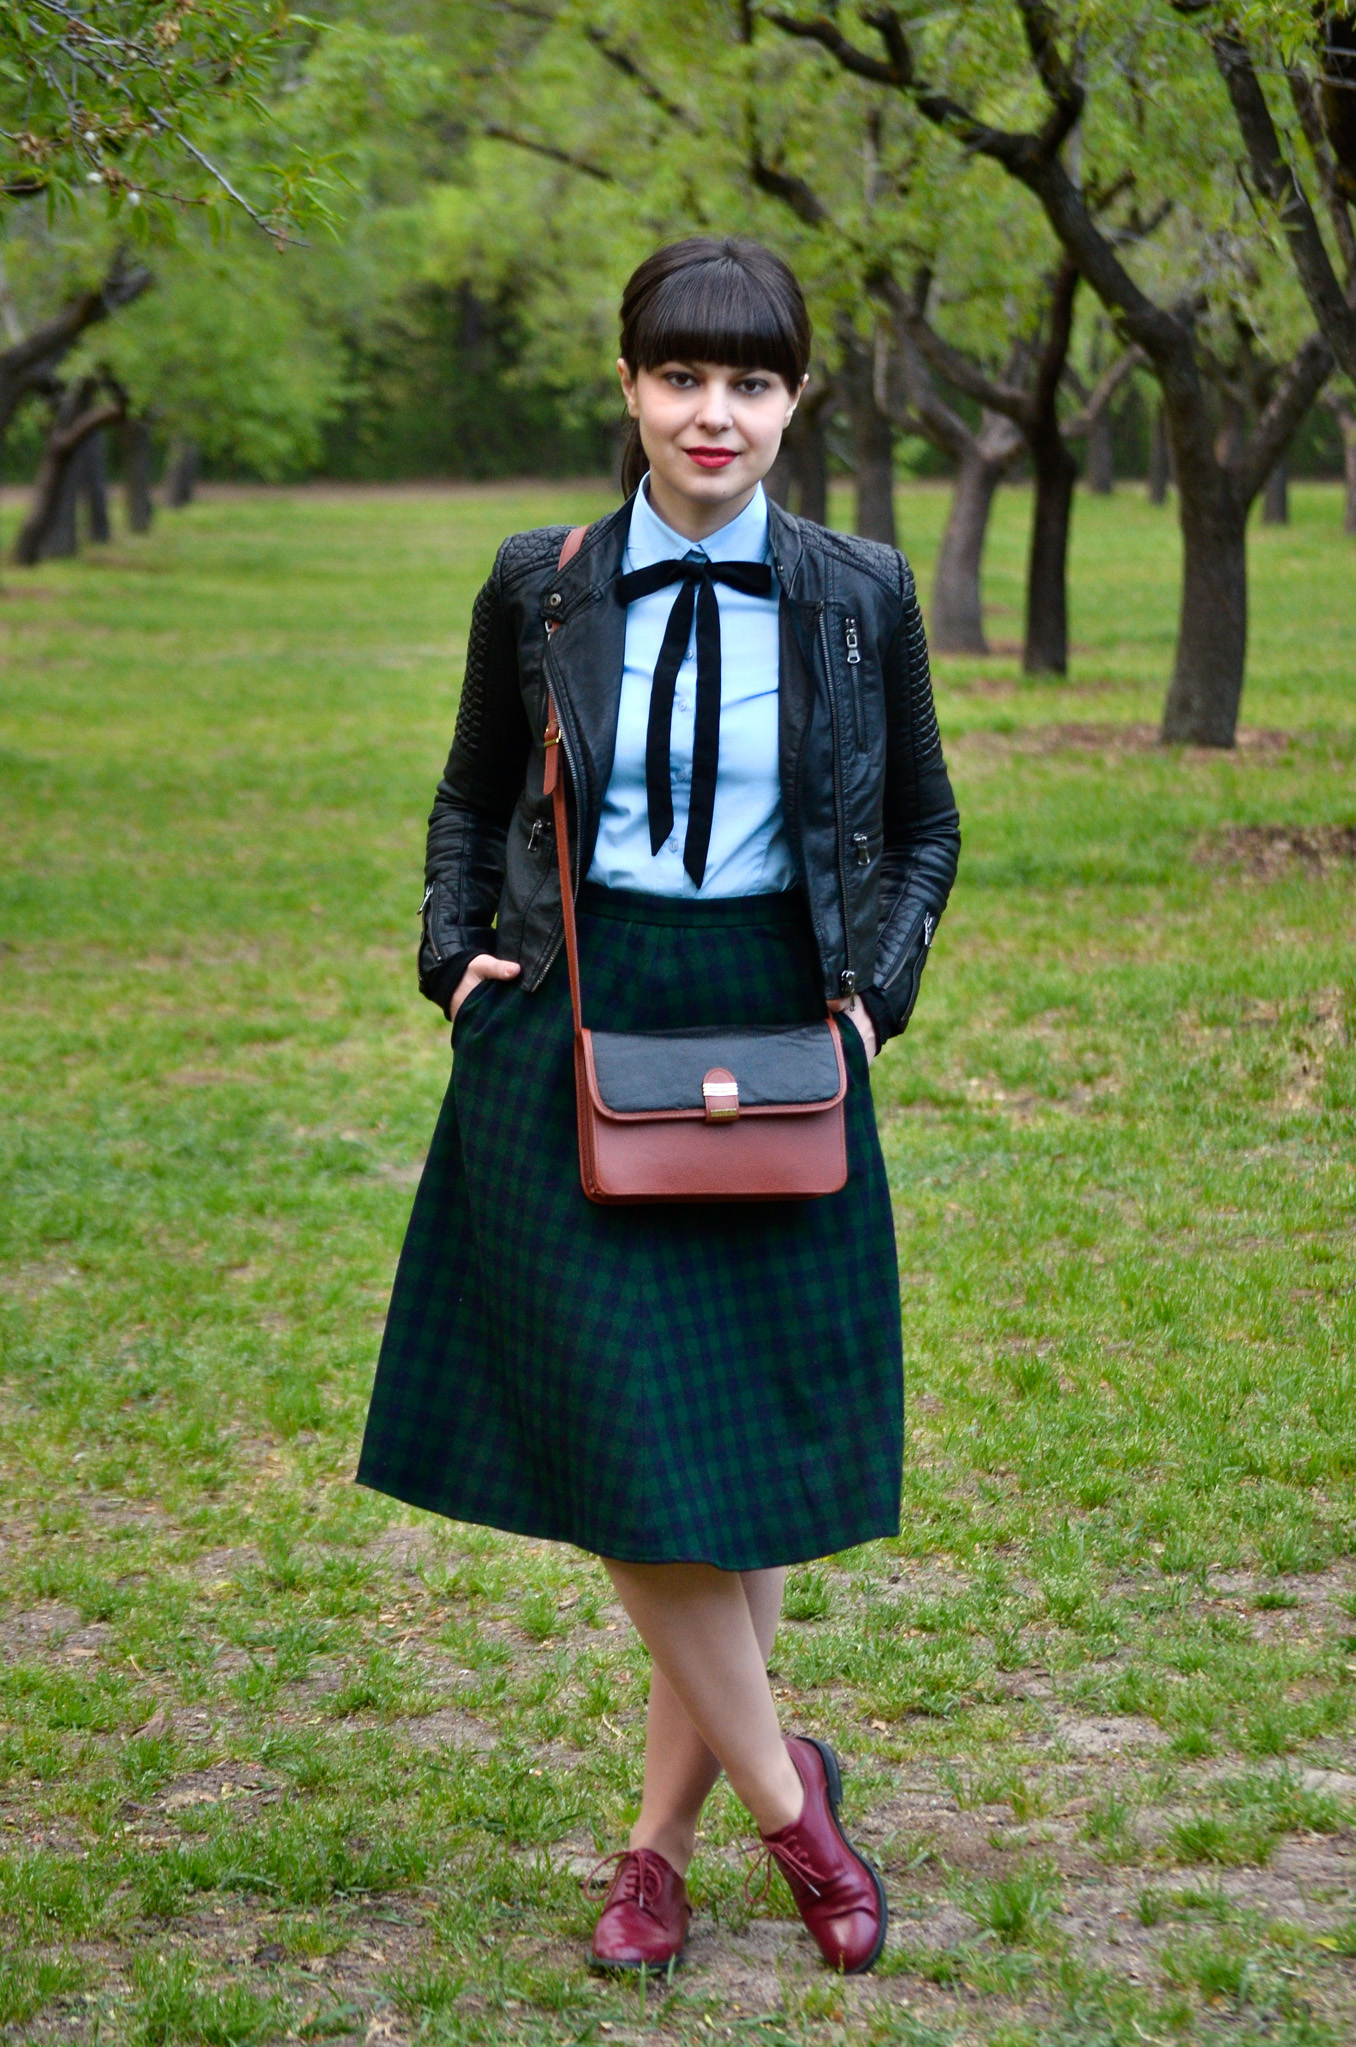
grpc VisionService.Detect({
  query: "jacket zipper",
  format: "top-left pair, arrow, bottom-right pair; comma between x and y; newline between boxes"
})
420,880 -> 442,964
815,607 -> 855,999
538,645 -> 582,989
842,613 -> 865,751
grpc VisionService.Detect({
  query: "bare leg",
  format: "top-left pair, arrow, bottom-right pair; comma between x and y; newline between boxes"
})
604,1560 -> 802,1854
625,1567 -> 785,1874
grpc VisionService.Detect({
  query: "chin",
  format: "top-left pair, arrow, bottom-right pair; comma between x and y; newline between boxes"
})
672,465 -> 753,497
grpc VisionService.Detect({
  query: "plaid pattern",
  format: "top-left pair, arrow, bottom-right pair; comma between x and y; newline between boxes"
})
356,885 -> 903,1569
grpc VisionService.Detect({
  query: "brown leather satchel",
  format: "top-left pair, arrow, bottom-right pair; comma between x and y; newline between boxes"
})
543,525 -> 848,1205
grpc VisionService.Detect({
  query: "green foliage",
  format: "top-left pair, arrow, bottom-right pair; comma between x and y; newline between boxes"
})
0,1 -> 328,242
96,238 -> 346,476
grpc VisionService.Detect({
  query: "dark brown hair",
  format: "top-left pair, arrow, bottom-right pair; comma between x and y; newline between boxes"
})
618,237 -> 812,496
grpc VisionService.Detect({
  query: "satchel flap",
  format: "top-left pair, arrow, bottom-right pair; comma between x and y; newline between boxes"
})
587,1022 -> 845,1116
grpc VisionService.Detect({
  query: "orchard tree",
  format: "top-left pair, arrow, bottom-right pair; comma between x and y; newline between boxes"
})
445,1 -> 1123,668
3,9 -> 454,554
1196,4 -> 1356,386
764,2 -> 1333,746
1,0 -> 338,554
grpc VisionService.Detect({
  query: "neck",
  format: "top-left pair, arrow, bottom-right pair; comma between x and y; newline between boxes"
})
643,472 -> 760,542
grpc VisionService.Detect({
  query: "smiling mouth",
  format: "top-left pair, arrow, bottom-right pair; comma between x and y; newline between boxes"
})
685,447 -> 739,469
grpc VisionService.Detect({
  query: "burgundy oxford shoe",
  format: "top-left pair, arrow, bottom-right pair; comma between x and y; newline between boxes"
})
586,1847 -> 691,1972
758,1736 -> 887,1973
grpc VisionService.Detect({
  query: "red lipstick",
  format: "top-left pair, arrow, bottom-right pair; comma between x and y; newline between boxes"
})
685,447 -> 738,470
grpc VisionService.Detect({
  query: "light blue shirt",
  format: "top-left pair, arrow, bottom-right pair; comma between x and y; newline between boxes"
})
587,482 -> 796,897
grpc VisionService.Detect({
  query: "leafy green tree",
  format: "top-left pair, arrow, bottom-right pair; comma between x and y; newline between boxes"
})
1199,4 -> 1356,387
764,2 -> 1333,745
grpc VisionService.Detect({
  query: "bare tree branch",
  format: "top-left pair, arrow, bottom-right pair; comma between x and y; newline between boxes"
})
1062,343 -> 1146,440
583,26 -> 694,125
761,10 -> 904,86
750,153 -> 832,227
1287,63 -> 1356,290
870,266 -> 1034,422
0,256 -> 152,437
1209,29 -> 1356,384
1238,329 -> 1333,499
484,123 -> 615,181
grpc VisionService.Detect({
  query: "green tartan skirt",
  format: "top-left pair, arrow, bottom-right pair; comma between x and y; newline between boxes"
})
356,884 -> 904,1570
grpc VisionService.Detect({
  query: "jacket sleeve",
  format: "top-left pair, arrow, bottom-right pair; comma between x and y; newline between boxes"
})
860,559 -> 961,1047
419,543 -> 534,1013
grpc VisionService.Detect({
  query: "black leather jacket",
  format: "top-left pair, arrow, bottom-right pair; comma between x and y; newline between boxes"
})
419,494 -> 960,1044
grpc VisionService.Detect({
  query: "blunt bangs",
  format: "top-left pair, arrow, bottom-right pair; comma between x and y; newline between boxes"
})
621,238 -> 811,391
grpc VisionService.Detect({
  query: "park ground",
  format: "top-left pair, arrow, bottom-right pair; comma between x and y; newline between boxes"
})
1,478 -> 1354,2047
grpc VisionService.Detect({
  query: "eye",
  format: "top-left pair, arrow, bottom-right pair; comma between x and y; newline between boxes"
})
735,377 -> 771,396
664,371 -> 698,389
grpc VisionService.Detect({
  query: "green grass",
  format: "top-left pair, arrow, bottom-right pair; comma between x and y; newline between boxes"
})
1,475 -> 1354,2046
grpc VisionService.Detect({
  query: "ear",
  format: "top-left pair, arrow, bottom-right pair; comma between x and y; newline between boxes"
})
783,373 -> 809,429
617,357 -> 640,418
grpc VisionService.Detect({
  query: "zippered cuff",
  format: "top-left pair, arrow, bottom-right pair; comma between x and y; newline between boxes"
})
869,905 -> 939,1043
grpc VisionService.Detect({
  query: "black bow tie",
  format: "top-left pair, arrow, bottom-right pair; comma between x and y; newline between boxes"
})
615,554 -> 774,887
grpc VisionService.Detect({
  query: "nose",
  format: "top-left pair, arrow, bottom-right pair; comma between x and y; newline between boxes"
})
693,378 -> 735,434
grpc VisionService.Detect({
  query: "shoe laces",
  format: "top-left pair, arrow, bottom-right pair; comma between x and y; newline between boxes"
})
582,1848 -> 668,1916
743,1834 -> 826,1907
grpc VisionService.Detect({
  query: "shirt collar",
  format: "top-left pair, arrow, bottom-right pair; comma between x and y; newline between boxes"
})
626,479 -> 770,570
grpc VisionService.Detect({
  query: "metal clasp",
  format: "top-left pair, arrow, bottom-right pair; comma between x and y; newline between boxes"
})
702,1069 -> 739,1122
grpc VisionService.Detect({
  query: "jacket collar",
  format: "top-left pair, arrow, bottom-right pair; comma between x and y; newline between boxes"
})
767,497 -> 808,598
546,490 -> 809,607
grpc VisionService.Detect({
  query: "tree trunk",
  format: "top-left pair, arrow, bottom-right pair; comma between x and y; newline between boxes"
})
35,383 -> 87,559
121,417 -> 154,533
795,400 -> 830,524
931,443 -> 1006,654
841,340 -> 896,544
1025,429 -> 1079,674
165,437 -> 199,508
764,443 -> 795,511
78,430 -> 110,542
1261,456 -> 1289,525
1148,403 -> 1171,504
39,418 -> 81,559
1160,481 -> 1249,745
1084,399 -> 1114,493
14,379 -> 125,566
1338,409 -> 1356,536
764,389 -> 831,524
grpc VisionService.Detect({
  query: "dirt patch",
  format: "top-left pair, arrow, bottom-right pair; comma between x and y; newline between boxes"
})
0,1602 -> 84,1653
1196,822 -> 1356,877
955,722 -> 1300,759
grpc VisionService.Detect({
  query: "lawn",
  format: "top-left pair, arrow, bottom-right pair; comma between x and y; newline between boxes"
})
1,477 -> 1354,2047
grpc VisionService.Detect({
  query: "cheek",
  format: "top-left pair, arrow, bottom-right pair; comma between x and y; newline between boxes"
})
739,403 -> 789,455
638,391 -> 693,443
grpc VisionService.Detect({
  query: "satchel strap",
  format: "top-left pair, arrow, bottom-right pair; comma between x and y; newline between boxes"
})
543,523 -> 590,1033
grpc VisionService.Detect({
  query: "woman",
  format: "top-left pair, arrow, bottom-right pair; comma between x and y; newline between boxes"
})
358,238 -> 960,1976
